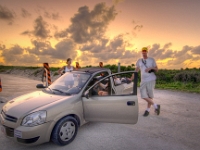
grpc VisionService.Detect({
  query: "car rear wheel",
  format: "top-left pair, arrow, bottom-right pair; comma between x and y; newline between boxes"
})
51,116 -> 78,146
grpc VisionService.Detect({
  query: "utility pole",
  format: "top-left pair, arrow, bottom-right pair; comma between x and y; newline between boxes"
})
118,62 -> 120,73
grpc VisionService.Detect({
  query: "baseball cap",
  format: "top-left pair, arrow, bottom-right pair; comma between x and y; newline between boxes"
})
142,47 -> 148,52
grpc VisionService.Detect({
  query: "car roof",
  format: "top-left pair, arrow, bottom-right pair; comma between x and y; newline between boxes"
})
74,67 -> 111,75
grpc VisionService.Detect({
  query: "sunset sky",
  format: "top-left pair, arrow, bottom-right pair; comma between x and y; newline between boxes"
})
0,0 -> 200,69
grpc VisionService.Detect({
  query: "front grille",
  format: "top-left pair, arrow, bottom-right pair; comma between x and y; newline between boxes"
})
1,110 -> 18,123
4,126 -> 14,137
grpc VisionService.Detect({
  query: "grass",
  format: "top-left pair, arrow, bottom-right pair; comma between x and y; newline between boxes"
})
156,82 -> 200,93
0,65 -> 40,72
0,65 -> 59,72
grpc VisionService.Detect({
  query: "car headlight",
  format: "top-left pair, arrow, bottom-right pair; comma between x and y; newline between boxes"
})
21,111 -> 47,127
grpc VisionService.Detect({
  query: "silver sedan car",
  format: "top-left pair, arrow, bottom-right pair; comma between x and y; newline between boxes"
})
0,67 -> 138,146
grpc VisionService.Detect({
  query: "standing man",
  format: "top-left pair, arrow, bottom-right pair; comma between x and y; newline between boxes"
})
129,47 -> 160,117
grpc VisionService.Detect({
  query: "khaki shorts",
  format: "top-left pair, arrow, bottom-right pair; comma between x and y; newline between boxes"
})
140,80 -> 156,99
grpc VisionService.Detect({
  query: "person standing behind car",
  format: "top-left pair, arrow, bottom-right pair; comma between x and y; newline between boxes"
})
76,62 -> 81,69
58,58 -> 74,75
129,47 -> 160,117
58,58 -> 75,88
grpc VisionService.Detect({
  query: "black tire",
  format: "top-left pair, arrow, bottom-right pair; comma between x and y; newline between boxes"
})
51,116 -> 78,146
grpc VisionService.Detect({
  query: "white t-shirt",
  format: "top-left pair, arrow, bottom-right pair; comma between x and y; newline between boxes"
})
65,66 -> 73,72
65,66 -> 74,81
136,57 -> 157,83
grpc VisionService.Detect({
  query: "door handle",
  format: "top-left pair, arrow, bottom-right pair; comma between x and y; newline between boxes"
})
127,101 -> 135,106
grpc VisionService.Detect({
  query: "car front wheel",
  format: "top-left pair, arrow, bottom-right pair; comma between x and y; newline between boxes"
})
51,116 -> 78,146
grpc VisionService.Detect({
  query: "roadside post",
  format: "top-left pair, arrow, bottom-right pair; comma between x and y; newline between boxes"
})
0,77 -> 2,92
42,63 -> 52,87
118,62 -> 121,73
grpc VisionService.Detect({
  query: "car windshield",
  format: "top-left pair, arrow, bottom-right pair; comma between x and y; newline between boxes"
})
48,72 -> 90,95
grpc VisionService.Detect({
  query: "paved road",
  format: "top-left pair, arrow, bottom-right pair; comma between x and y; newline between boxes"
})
0,74 -> 200,150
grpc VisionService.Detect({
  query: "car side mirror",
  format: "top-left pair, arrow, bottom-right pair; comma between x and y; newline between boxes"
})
36,84 -> 46,88
84,91 -> 89,99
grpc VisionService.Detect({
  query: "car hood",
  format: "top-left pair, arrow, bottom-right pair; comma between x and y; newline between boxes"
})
2,91 -> 70,118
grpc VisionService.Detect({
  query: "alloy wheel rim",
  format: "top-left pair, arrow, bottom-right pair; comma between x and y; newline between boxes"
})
59,121 -> 75,141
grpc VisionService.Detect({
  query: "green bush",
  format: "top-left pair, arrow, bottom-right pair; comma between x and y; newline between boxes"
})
174,70 -> 200,83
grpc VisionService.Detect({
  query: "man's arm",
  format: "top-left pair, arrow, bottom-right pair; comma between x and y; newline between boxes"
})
129,67 -> 139,81
153,66 -> 158,72
145,58 -> 158,73
145,66 -> 158,73
152,58 -> 158,72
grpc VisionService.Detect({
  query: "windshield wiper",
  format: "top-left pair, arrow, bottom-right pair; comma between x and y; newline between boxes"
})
52,89 -> 71,95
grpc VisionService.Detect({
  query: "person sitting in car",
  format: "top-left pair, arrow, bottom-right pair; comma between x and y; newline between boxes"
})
114,76 -> 131,85
91,79 -> 109,96
98,82 -> 109,96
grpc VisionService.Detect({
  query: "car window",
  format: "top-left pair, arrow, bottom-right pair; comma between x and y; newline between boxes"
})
84,71 -> 109,91
89,77 -> 111,96
94,71 -> 109,80
112,72 -> 135,95
49,72 -> 90,95
88,72 -> 136,97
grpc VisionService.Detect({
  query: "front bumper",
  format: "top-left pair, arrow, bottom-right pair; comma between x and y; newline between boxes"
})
0,112 -> 53,145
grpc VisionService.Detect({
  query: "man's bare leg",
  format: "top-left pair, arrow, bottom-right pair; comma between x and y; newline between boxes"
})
142,98 -> 160,116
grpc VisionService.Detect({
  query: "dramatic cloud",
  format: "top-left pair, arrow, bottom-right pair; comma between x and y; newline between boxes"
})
33,16 -> 51,39
81,34 -> 128,54
7,54 -> 39,65
148,43 -> 174,60
110,35 -> 125,50
28,40 -> 52,55
1,39 -> 77,65
53,39 -> 77,59
191,45 -> 200,54
27,39 -> 77,60
55,3 -> 117,44
0,44 -> 6,51
174,45 -> 192,57
144,44 -> 197,68
134,25 -> 143,31
78,33 -> 140,65
21,16 -> 50,39
167,52 -> 193,66
0,5 -> 15,24
163,43 -> 172,49
21,8 -> 31,18
80,38 -> 109,53
35,5 -> 61,20
131,20 -> 143,37
2,45 -> 25,64
44,11 -> 60,20
2,45 -> 23,55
